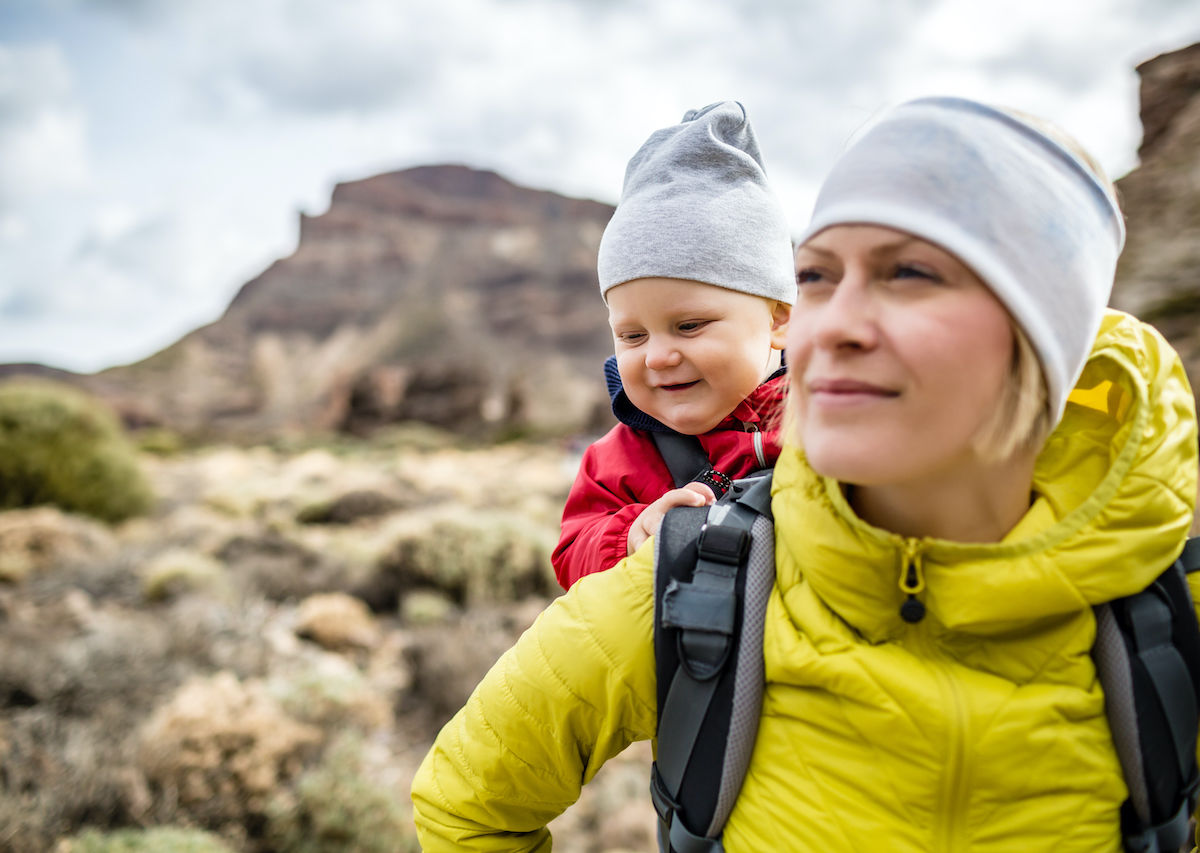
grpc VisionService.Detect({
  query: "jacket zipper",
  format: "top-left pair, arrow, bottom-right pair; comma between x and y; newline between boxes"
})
903,540 -> 969,851
899,539 -> 927,623
742,421 -> 766,469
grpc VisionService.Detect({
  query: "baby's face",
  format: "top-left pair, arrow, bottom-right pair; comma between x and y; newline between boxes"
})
607,277 -> 789,435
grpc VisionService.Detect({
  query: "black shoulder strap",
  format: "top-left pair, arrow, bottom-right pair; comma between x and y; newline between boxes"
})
1094,536 -> 1200,853
652,431 -> 711,489
651,473 -> 775,853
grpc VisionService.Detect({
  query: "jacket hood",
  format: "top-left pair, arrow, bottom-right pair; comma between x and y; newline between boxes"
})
603,354 -> 787,433
772,310 -> 1198,640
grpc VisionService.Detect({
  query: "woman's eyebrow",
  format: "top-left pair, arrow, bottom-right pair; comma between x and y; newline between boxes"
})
798,236 -> 922,258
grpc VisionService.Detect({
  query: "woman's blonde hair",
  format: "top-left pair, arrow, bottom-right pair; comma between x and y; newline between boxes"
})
970,323 -> 1051,462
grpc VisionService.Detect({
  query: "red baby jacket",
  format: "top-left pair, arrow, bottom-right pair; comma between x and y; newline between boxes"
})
552,371 -> 786,588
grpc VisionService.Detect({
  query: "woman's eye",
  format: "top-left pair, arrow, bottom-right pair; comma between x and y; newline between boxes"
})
795,268 -> 825,285
894,264 -> 940,282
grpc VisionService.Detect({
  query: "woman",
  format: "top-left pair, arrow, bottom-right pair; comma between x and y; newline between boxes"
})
410,97 -> 1198,851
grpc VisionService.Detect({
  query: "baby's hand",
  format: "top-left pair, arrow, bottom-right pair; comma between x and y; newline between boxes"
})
627,482 -> 717,555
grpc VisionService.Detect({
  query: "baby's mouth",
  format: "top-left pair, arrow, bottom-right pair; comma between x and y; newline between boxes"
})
661,380 -> 700,392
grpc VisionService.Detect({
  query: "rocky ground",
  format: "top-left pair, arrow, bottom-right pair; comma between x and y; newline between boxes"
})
0,427 -> 658,853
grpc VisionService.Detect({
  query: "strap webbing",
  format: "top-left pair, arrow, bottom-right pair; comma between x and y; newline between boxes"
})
656,667 -> 722,796
652,432 -> 711,488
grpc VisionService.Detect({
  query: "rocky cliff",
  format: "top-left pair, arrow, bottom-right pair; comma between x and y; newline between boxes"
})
84,165 -> 618,440
1111,42 -> 1200,385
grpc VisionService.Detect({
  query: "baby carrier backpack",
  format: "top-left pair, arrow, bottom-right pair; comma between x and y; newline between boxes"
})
648,437 -> 1200,853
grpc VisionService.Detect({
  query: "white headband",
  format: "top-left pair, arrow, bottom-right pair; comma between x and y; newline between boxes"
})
797,96 -> 1125,425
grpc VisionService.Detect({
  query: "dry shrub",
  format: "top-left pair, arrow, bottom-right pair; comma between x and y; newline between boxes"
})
57,826 -> 235,852
137,671 -> 322,838
399,588 -> 455,625
140,548 -> 231,603
0,380 -> 153,523
267,653 -> 392,731
375,510 -> 558,610
0,506 -> 118,583
295,489 -> 402,525
215,531 -> 343,601
0,709 -> 153,853
294,592 -> 379,651
403,598 -> 547,729
264,732 -> 418,853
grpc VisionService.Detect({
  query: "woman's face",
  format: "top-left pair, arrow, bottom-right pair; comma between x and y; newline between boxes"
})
789,224 -> 1015,488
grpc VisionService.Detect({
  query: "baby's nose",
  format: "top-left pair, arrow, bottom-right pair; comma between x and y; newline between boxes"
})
645,339 -> 682,369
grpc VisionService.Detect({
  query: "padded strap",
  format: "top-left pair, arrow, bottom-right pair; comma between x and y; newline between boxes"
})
1126,589 -> 1197,783
652,431 -> 711,488
1098,539 -> 1200,853
1179,537 -> 1200,574
653,496 -> 763,852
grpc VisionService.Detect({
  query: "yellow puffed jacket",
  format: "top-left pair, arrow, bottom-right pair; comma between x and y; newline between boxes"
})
411,310 -> 1199,852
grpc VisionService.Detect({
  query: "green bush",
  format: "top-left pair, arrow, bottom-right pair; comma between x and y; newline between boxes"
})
134,426 -> 184,456
62,827 -> 235,853
0,380 -> 153,523
265,733 -> 419,853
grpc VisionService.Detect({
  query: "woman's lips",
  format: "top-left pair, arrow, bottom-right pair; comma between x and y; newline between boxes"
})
808,378 -> 899,401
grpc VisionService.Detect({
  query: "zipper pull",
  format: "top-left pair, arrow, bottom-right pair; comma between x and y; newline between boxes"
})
899,541 -> 926,624
741,421 -> 767,469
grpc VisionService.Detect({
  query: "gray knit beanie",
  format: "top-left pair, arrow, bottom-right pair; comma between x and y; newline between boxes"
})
597,101 -> 796,305
797,96 -> 1125,425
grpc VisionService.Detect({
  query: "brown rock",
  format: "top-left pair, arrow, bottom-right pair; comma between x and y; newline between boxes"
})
71,165 -> 617,442
1112,42 -> 1200,395
294,592 -> 380,651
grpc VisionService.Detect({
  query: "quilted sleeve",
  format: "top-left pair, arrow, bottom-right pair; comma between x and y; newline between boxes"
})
411,546 -> 658,851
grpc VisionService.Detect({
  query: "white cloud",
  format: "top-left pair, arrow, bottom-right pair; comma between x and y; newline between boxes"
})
0,43 -> 90,206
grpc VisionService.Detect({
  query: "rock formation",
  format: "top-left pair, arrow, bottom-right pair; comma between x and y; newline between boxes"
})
85,165 -> 618,440
1111,42 -> 1200,388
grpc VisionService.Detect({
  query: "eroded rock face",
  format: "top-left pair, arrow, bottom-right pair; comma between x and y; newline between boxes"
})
83,165 -> 617,441
1112,43 -> 1200,390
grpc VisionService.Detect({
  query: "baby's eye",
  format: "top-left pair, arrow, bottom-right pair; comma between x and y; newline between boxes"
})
677,320 -> 709,333
617,331 -> 646,344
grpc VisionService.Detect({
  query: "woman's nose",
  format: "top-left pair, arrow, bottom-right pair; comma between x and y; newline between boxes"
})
645,337 -> 682,370
812,274 -> 878,351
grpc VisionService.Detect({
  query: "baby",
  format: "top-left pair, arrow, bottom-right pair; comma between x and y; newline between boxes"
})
552,101 -> 795,588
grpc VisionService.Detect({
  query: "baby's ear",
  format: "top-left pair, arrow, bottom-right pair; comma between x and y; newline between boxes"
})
769,300 -> 791,348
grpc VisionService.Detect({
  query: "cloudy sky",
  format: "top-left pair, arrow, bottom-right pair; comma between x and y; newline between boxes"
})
2,0 -> 1198,373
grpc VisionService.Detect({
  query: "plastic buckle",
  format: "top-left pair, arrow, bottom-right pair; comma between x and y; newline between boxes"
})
650,762 -> 682,821
696,523 -> 749,566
